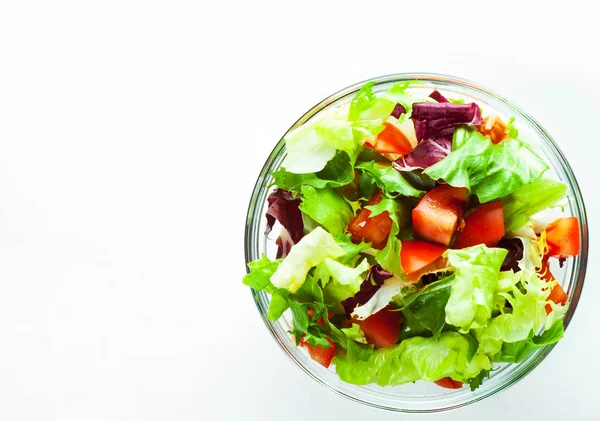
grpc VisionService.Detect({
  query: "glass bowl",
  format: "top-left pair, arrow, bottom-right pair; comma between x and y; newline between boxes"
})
243,73 -> 588,412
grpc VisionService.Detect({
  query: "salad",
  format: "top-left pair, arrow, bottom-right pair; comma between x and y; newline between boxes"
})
243,81 -> 581,391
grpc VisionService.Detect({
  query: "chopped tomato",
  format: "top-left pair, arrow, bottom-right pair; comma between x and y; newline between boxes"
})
400,239 -> 447,279
348,191 -> 393,249
538,256 -> 568,314
299,337 -> 336,368
412,185 -> 468,246
452,201 -> 505,249
545,217 -> 580,258
434,377 -> 463,389
371,122 -> 413,155
477,115 -> 507,144
358,307 -> 402,348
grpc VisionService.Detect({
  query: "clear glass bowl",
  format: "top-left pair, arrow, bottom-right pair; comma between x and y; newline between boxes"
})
243,73 -> 588,412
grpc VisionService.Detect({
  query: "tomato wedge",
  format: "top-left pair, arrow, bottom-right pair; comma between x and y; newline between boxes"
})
477,115 -> 507,144
452,201 -> 505,249
348,191 -> 393,249
299,337 -> 336,368
412,185 -> 468,246
371,122 -> 413,155
400,239 -> 447,278
358,307 -> 402,348
545,217 -> 580,258
434,377 -> 463,389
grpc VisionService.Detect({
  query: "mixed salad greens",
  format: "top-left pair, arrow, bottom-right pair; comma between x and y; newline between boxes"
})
243,81 -> 581,391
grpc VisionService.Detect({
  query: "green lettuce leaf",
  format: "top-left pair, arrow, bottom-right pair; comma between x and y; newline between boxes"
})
444,245 -> 508,332
314,257 -> 370,287
334,332 -> 492,386
271,151 -> 355,191
424,127 -> 549,203
356,161 -> 423,198
270,227 -> 344,292
402,275 -> 455,339
299,186 -> 353,236
341,323 -> 368,344
502,178 -> 568,233
476,270 -> 568,357
243,254 -> 281,293
498,319 -> 564,363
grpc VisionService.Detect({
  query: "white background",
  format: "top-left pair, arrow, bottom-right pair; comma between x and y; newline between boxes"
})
0,1 -> 598,420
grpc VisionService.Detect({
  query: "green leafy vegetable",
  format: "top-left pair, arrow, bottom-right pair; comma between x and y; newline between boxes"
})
243,254 -> 281,293
270,227 -> 344,292
502,178 -> 567,233
356,161 -> 423,198
465,368 -> 491,391
299,186 -> 353,236
341,323 -> 368,344
334,332 -> 492,386
444,245 -> 508,332
498,319 -> 564,363
272,151 -> 355,191
268,289 -> 291,320
314,257 -> 370,287
424,127 -> 549,203
506,116 -> 518,139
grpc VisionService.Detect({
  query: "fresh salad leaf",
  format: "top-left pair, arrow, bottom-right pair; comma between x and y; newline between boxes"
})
270,227 -> 344,292
352,277 -> 408,320
402,275 -> 455,338
282,104 -> 355,174
356,161 -> 423,198
335,234 -> 373,265
299,186 -> 353,236
444,245 -> 508,332
341,264 -> 393,316
476,270 -> 568,356
424,127 -> 549,203
272,151 -> 355,191
243,254 -> 281,293
411,102 -> 483,141
498,319 -> 564,363
392,134 -> 453,171
268,288 -> 291,320
265,189 -> 304,258
314,257 -> 370,287
334,332 -> 492,386
341,323 -> 368,344
497,238 -> 524,272
465,368 -> 491,391
502,178 -> 568,233
506,116 -> 518,139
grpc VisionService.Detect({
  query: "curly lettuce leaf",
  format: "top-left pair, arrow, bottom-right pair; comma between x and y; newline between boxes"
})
270,227 -> 344,292
356,161 -> 423,198
498,319 -> 564,363
424,127 -> 549,203
502,178 -> 568,233
272,151 -> 355,191
334,332 -> 492,386
299,186 -> 353,236
314,257 -> 370,287
444,245 -> 508,332
243,254 -> 281,293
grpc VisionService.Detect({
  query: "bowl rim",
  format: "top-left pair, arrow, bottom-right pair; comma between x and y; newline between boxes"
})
244,72 -> 589,412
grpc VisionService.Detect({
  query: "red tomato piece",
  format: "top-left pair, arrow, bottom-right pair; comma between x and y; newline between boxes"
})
372,122 -> 413,155
538,256 -> 568,314
400,239 -> 447,277
300,337 -> 336,368
358,307 -> 402,348
452,201 -> 505,249
412,185 -> 468,246
545,217 -> 580,258
348,191 -> 393,249
434,377 -> 463,389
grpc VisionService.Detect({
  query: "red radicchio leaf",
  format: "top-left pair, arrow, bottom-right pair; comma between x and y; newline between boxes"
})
497,238 -> 524,272
392,134 -> 453,171
429,90 -> 449,103
266,189 -> 304,258
411,102 -> 483,141
391,103 -> 407,119
341,265 -> 393,317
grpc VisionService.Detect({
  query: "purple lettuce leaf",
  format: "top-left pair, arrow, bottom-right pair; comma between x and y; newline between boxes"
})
411,102 -> 483,141
265,189 -> 304,258
392,134 -> 453,171
497,238 -> 524,272
391,103 -> 407,119
429,90 -> 449,103
341,265 -> 393,317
